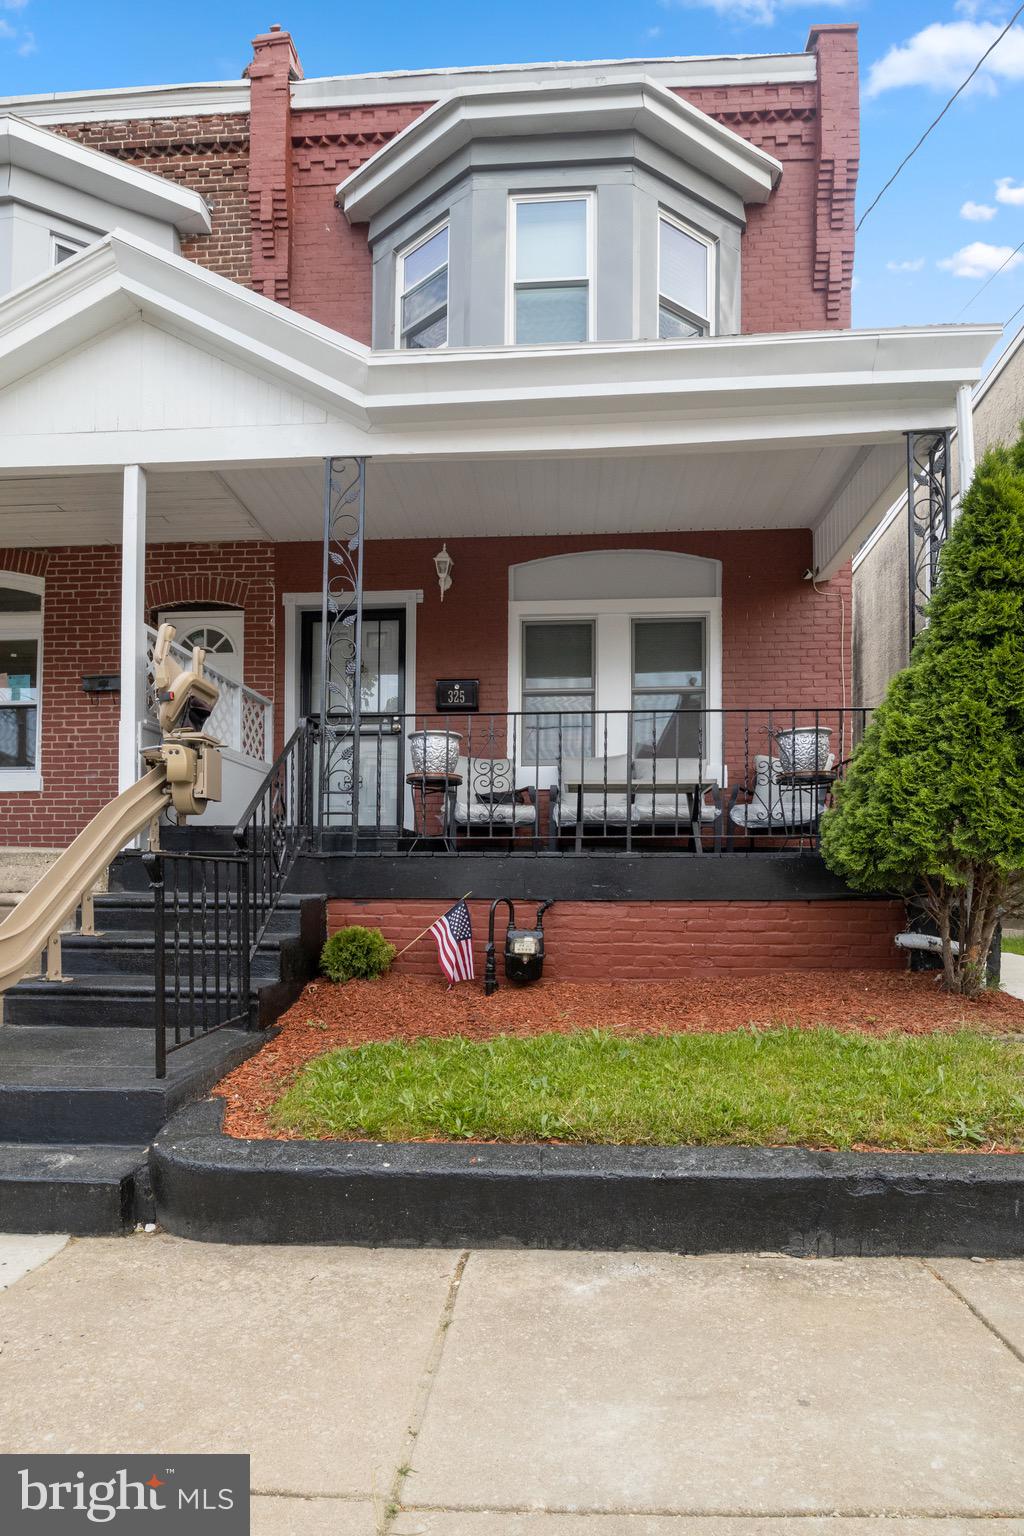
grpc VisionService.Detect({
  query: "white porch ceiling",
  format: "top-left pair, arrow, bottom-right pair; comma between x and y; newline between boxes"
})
0,441 -> 888,548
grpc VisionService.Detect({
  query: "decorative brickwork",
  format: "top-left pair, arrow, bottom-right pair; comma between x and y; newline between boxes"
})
245,26 -> 303,304
807,26 -> 859,326
53,115 -> 252,285
327,898 -> 904,979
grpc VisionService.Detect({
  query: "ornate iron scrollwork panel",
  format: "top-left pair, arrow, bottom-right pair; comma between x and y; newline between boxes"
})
318,456 -> 366,846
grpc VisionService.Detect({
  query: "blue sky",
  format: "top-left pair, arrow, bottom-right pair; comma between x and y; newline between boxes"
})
2,1 -> 1023,363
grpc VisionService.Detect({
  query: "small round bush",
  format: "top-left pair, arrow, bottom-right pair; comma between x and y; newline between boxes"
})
320,925 -> 396,983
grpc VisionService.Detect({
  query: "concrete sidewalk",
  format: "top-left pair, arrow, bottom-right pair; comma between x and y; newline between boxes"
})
1,1235 -> 1023,1535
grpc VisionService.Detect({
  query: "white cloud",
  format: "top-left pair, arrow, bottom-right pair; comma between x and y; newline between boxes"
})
937,241 -> 1024,279
961,199 -> 998,220
660,0 -> 848,26
886,257 -> 926,272
996,176 -> 1024,205
16,28 -> 33,54
866,20 -> 1024,97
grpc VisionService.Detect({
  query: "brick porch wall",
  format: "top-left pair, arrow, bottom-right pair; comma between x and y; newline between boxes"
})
0,542 -> 275,847
327,898 -> 905,979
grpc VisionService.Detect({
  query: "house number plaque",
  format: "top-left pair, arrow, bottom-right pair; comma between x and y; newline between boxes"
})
435,679 -> 479,711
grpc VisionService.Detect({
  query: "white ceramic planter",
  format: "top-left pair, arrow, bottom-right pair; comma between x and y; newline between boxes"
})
775,726 -> 832,773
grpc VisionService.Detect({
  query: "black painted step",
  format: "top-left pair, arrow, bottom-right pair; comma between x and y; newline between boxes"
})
4,974 -> 256,1029
0,1026 -> 266,1143
0,1143 -> 147,1234
57,930 -> 285,981
91,892 -> 307,937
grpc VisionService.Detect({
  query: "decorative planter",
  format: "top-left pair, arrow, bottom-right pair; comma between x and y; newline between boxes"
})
409,729 -> 462,775
775,726 -> 832,773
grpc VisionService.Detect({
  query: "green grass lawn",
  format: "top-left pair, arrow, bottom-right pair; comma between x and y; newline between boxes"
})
1003,934 -> 1024,956
270,1028 -> 1024,1151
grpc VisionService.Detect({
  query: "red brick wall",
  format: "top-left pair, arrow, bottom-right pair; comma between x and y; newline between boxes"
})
0,542 -> 274,846
53,114 -> 252,285
327,898 -> 904,979
274,528 -> 852,731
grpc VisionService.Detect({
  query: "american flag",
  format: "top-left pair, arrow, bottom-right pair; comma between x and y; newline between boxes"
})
429,899 -> 475,985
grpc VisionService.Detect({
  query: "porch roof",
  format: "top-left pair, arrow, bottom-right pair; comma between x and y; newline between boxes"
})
0,230 -> 1000,576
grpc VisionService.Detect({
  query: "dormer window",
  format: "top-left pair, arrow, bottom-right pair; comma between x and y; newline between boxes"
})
510,194 -> 591,345
397,222 -> 448,349
658,213 -> 714,339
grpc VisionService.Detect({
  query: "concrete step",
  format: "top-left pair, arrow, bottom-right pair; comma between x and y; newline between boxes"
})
3,973 -> 259,1029
91,891 -> 308,937
0,1143 -> 148,1234
56,930 -> 285,982
0,1025 -> 266,1143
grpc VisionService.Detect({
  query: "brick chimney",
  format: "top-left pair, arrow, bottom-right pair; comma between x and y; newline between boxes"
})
806,24 -> 859,328
246,24 -> 303,304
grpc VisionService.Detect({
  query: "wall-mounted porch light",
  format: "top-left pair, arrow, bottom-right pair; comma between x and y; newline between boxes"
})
434,543 -> 454,602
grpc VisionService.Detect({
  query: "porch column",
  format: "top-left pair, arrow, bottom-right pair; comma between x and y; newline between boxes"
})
954,383 -> 976,519
118,464 -> 147,793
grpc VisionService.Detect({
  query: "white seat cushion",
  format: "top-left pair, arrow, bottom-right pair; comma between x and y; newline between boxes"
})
554,754 -> 635,825
453,800 -> 537,827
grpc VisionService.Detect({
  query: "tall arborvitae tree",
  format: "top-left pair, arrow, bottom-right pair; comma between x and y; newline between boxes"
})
821,428 -> 1024,995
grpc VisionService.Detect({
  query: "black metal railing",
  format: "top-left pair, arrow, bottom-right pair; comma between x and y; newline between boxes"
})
312,706 -> 869,855
233,719 -> 314,954
146,850 -> 252,1079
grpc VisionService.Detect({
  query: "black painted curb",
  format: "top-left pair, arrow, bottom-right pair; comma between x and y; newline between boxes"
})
151,1101 -> 1024,1256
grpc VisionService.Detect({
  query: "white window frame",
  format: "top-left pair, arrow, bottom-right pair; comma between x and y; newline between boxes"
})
0,569 -> 44,792
506,191 -> 595,346
657,210 -> 716,339
50,232 -> 88,268
395,219 -> 449,350
508,594 -> 723,787
157,607 -> 245,684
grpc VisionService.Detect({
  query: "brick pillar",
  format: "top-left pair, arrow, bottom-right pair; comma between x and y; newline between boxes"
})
246,24 -> 303,305
806,24 -> 859,328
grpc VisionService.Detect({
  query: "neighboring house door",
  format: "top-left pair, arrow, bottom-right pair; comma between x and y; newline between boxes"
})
158,608 -> 244,686
300,608 -> 406,829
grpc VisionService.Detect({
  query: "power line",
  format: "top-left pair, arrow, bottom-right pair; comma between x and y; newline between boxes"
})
957,235 -> 1024,317
1003,295 -> 1024,334
856,2 -> 1024,232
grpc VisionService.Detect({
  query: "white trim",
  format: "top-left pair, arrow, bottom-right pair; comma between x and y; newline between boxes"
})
117,465 -> 146,793
50,231 -> 88,268
339,76 -> 783,223
506,191 -> 594,346
0,567 -> 43,792
159,607 -> 245,684
281,589 -> 423,741
657,209 -> 715,338
395,219 -> 450,350
0,114 -> 212,236
0,81 -> 251,125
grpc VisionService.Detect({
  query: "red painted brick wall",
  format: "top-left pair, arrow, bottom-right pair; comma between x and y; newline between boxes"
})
327,898 -> 904,979
0,542 -> 274,846
53,115 -> 252,285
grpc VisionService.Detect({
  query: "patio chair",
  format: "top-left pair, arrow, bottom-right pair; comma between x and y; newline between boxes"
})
548,753 -> 637,846
632,758 -> 723,846
451,755 -> 537,838
727,754 -> 829,842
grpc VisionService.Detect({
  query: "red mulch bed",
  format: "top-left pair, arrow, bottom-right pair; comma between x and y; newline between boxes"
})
215,971 -> 1024,1140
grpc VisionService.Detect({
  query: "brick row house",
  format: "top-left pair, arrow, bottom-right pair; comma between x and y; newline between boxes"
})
0,22 -> 997,979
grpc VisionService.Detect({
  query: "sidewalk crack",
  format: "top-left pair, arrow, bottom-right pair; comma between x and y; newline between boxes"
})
921,1258 -> 1024,1369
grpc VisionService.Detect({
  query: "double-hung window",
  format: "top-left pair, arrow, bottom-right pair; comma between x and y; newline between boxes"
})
397,223 -> 449,349
658,213 -> 713,339
0,575 -> 43,788
521,620 -> 595,764
510,195 -> 591,344
631,618 -> 706,760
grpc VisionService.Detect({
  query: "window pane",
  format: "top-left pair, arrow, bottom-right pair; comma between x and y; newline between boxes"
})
660,218 -> 708,318
524,623 -> 593,691
515,284 -> 588,344
402,267 -> 448,332
515,199 -> 587,281
0,636 -> 39,704
523,704 -> 593,766
633,620 -> 703,690
659,305 -> 703,340
633,706 -> 704,761
406,313 -> 447,350
403,227 -> 448,290
0,584 -> 41,614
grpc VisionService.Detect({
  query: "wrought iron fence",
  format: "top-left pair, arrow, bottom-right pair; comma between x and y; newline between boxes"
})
233,721 -> 314,954
145,850 -> 252,1079
312,706 -> 869,854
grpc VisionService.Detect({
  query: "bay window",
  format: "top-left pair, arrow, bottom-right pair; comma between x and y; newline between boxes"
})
510,195 -> 591,345
658,212 -> 713,339
0,574 -> 43,788
397,222 -> 449,349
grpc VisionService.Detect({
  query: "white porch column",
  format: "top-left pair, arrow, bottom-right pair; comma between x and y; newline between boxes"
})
118,464 -> 147,793
954,383 -> 976,521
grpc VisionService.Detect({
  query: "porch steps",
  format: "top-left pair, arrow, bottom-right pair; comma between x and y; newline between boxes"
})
0,875 -> 326,1234
0,1142 -> 149,1235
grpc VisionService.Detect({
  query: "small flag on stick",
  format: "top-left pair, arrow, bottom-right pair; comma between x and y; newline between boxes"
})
429,899 -> 475,985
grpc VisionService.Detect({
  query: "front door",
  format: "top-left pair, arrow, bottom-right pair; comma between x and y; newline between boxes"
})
301,608 -> 406,829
